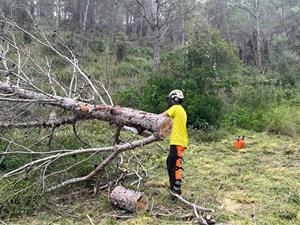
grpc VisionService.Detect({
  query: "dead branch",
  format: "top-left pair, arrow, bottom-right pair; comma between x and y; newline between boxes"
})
72,122 -> 90,146
193,201 -> 208,225
113,125 -> 123,145
1,135 -> 156,179
168,189 -> 214,213
46,135 -> 159,191
86,215 -> 95,225
0,115 -> 79,129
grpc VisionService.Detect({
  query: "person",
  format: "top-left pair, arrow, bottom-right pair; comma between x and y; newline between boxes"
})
160,89 -> 188,195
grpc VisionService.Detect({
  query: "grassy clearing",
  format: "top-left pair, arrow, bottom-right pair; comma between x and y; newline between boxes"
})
4,129 -> 299,225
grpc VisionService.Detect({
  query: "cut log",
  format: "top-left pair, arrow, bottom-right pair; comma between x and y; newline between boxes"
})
0,81 -> 172,138
110,186 -> 148,214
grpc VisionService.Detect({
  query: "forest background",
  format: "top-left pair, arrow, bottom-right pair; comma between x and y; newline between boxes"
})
0,0 -> 299,224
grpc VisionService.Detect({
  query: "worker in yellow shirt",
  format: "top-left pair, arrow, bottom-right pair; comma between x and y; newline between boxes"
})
160,90 -> 188,195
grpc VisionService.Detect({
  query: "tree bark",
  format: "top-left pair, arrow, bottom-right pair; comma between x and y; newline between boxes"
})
55,0 -> 62,32
0,115 -> 79,129
80,0 -> 90,51
254,0 -> 263,73
0,81 -> 172,139
110,186 -> 148,214
151,0 -> 161,70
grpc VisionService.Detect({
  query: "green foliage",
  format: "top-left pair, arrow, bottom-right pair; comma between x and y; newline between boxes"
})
116,32 -> 127,61
188,127 -> 230,143
115,87 -> 141,108
222,108 -> 268,132
223,102 -> 300,137
185,94 -> 223,127
186,28 -> 238,72
264,105 -> 300,137
221,74 -> 299,135
127,46 -> 153,60
117,29 -> 240,128
233,80 -> 292,109
88,38 -> 106,53
268,33 -> 300,87
0,177 -> 45,217
139,75 -> 175,114
115,59 -> 149,77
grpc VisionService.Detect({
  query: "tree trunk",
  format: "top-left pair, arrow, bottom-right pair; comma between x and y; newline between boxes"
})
55,0 -> 61,32
80,0 -> 90,51
151,0 -> 161,70
0,2 -> 3,36
0,81 -> 172,139
110,0 -> 118,47
152,26 -> 161,70
110,186 -> 148,214
254,0 -> 263,73
139,13 -> 144,45
181,16 -> 185,46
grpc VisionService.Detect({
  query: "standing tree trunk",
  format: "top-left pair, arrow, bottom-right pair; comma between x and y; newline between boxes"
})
139,13 -> 144,45
110,0 -> 119,48
0,2 -> 3,36
151,0 -> 161,70
55,0 -> 61,32
80,0 -> 90,52
180,15 -> 185,46
254,0 -> 263,73
152,25 -> 161,70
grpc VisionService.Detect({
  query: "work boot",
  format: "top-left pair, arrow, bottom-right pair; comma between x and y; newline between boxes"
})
173,180 -> 182,195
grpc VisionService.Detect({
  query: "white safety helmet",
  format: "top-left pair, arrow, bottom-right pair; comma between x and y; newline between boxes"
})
168,89 -> 184,100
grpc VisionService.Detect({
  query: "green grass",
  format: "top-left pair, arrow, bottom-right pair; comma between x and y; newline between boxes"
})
3,129 -> 299,225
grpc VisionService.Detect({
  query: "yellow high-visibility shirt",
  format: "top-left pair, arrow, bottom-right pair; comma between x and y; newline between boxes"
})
166,105 -> 188,147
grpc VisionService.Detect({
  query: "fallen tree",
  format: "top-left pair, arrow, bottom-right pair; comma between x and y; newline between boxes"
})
0,8 -> 216,221
0,12 -> 171,193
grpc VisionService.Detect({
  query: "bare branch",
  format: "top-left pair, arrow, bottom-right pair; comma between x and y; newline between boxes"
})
0,115 -> 80,129
168,189 -> 214,213
135,0 -> 153,26
46,134 -> 159,191
231,0 -> 256,18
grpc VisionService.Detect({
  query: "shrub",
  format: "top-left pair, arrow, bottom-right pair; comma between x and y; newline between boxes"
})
233,82 -> 291,111
88,38 -> 106,53
185,94 -> 223,128
115,87 -> 141,108
117,28 -> 240,128
188,127 -> 229,143
115,57 -> 151,77
222,107 -> 269,132
115,62 -> 141,77
264,105 -> 300,136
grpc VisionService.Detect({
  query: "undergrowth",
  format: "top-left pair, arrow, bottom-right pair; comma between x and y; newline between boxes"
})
1,128 -> 299,225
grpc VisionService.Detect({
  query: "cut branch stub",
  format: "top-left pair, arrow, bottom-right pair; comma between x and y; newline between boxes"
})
110,185 -> 148,214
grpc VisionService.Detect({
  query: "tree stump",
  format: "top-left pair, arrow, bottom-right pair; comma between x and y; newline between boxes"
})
110,186 -> 148,214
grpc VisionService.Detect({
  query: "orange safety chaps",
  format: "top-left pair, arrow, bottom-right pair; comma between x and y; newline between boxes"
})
166,145 -> 185,194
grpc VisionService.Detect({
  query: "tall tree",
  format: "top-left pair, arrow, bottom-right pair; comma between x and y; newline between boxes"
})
80,0 -> 90,51
135,0 -> 194,70
231,0 -> 264,73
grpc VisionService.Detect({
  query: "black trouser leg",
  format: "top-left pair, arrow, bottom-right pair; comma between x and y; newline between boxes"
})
166,145 -> 177,189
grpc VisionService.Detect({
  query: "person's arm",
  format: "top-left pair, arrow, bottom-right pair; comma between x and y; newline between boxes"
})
160,106 -> 175,118
160,112 -> 169,117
